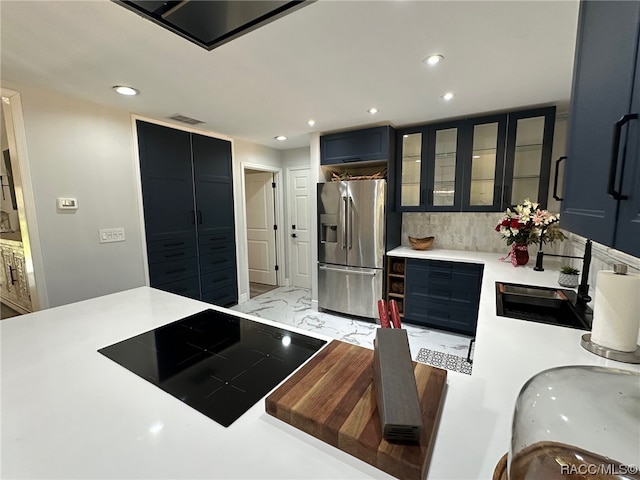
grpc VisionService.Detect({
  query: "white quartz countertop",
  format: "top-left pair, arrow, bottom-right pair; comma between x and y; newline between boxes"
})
388,246 -> 639,479
2,252 -> 639,479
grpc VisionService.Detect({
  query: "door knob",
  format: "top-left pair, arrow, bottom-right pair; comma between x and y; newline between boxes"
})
291,233 -> 297,238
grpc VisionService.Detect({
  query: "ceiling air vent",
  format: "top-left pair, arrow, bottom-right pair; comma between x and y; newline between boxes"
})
168,114 -> 205,125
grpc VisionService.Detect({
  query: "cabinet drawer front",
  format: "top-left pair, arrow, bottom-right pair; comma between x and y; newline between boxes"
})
201,267 -> 236,292
406,282 -> 480,307
404,300 -> 478,336
408,258 -> 482,275
202,284 -> 237,307
147,237 -> 196,253
198,241 -> 234,257
199,252 -> 236,274
148,247 -> 197,264
198,230 -> 234,247
149,257 -> 199,285
154,277 -> 200,300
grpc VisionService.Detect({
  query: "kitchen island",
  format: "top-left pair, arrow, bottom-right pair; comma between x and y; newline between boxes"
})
2,249 -> 638,479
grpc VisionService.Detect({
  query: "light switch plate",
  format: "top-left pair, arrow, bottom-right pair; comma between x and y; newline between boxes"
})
57,197 -> 78,210
99,227 -> 125,244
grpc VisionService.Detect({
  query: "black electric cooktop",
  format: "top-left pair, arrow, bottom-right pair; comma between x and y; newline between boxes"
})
98,309 -> 326,427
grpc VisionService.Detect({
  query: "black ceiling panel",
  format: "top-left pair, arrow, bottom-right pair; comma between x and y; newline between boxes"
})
116,0 -> 312,51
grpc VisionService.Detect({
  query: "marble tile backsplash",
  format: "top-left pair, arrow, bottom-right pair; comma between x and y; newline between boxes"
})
401,212 -> 566,254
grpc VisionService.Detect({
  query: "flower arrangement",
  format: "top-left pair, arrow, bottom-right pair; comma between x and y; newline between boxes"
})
495,199 -> 566,246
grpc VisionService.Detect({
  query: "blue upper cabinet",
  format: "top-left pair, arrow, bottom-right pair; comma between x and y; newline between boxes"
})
396,107 -> 554,212
320,126 -> 391,164
561,1 -> 640,258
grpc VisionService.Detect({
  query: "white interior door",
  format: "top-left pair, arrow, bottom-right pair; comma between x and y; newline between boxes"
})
245,171 -> 276,285
288,167 -> 312,288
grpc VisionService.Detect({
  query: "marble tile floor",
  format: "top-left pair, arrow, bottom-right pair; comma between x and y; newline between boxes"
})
249,282 -> 278,299
231,286 -> 474,369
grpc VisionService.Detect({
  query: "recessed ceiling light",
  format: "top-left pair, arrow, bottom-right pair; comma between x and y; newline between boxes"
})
473,155 -> 481,159
307,119 -> 316,127
442,92 -> 455,101
113,85 -> 139,96
424,54 -> 444,66
275,135 -> 287,141
368,107 -> 379,114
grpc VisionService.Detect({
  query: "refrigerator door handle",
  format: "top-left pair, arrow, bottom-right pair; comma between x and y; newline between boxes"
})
342,195 -> 348,249
319,265 -> 377,276
348,196 -> 353,250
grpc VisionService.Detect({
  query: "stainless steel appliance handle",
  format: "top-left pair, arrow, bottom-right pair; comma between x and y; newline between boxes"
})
342,195 -> 348,249
348,196 -> 353,250
319,265 -> 377,276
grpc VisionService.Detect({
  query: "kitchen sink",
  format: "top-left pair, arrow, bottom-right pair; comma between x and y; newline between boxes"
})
496,282 -> 592,330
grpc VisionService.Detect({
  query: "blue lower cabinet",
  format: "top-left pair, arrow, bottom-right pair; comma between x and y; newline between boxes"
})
404,258 -> 483,336
404,300 -> 480,336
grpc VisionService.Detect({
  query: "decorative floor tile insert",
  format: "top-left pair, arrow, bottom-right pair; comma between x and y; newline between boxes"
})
415,348 -> 473,375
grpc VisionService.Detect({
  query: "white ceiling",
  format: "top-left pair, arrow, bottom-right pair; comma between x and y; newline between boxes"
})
1,0 -> 580,150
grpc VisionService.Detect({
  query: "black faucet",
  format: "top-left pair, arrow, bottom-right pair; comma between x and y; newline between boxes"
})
534,239 -> 592,306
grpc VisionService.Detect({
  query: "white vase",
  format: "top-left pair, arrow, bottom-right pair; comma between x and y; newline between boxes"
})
558,272 -> 579,288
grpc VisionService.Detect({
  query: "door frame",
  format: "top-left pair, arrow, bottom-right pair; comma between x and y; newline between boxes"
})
1,88 -> 46,310
239,162 -> 285,302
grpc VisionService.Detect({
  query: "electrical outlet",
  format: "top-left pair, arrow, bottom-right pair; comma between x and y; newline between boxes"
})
99,227 -> 126,244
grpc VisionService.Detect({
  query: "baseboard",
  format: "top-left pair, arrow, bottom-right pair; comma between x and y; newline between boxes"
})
311,299 -> 319,311
238,292 -> 249,304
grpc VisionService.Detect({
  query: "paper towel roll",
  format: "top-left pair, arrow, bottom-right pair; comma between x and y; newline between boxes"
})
590,270 -> 640,352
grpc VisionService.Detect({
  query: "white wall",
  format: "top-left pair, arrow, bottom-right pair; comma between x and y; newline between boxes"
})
12,84 -> 147,307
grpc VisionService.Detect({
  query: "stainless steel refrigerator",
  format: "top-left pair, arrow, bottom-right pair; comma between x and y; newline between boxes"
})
317,179 -> 386,318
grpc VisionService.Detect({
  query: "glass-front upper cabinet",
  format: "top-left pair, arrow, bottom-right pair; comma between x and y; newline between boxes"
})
399,132 -> 423,208
504,107 -> 555,208
462,114 -> 507,211
396,106 -> 556,212
427,123 -> 463,210
397,121 -> 464,211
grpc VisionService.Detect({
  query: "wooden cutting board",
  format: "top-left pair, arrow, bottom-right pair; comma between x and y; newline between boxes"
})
265,340 -> 447,480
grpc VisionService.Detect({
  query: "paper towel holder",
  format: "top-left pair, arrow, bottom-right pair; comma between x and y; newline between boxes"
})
580,263 -> 640,364
580,334 -> 640,364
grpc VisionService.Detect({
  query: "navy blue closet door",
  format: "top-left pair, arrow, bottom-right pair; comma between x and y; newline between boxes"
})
138,121 -> 196,243
191,133 -> 235,239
